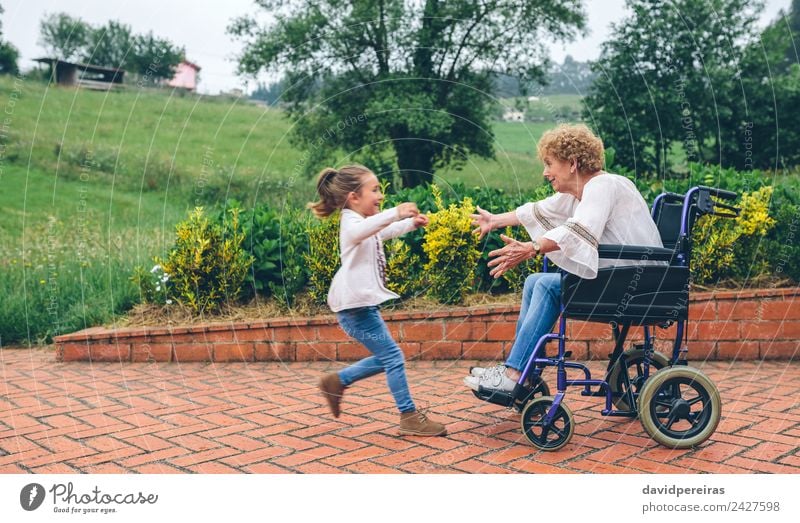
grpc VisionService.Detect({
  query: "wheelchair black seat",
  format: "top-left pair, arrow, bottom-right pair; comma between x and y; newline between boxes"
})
561,264 -> 689,325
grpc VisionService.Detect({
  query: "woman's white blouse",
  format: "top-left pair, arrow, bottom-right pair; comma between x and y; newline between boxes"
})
515,173 -> 663,279
327,207 -> 416,312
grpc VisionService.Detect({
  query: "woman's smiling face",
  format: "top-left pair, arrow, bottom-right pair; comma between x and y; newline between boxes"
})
542,155 -> 575,194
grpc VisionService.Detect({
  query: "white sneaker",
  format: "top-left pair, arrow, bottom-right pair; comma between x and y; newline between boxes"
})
469,363 -> 505,378
463,368 -> 517,393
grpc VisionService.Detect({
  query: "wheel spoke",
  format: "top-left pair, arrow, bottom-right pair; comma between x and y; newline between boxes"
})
671,382 -> 682,399
686,394 -> 704,406
664,409 -> 680,430
539,426 -> 551,441
550,424 -> 566,438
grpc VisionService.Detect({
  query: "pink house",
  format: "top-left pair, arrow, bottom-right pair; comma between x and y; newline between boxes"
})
168,60 -> 201,91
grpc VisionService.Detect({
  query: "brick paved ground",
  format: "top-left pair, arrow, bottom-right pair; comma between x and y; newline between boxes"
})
1,347 -> 798,474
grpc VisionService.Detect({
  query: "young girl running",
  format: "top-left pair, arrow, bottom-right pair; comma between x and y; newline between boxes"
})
308,164 -> 447,437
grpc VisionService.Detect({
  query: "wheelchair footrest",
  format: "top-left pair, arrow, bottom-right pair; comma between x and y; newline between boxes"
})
472,387 -> 515,408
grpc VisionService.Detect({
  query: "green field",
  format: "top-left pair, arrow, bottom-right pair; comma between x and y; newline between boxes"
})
0,75 -> 564,344
0,76 -> 559,237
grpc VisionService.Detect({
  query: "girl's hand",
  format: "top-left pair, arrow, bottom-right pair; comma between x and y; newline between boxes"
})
487,234 -> 536,278
470,205 -> 495,239
397,202 -> 420,219
412,214 -> 429,228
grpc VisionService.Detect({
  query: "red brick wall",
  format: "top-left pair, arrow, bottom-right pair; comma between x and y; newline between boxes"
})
55,288 -> 799,363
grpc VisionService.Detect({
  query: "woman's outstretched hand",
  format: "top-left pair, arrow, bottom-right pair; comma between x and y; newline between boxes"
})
487,234 -> 537,278
470,205 -> 495,239
412,214 -> 429,228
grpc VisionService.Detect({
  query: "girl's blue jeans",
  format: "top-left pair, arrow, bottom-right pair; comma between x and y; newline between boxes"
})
335,306 -> 416,414
505,273 -> 562,371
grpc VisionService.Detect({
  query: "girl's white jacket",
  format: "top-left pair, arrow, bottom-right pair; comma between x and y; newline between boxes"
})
327,207 -> 416,312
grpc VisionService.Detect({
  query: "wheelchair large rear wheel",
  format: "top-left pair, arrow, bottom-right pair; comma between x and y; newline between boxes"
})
520,397 -> 574,451
608,349 -> 670,411
638,367 -> 721,449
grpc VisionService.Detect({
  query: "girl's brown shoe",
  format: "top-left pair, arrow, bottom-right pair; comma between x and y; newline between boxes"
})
319,373 -> 344,418
399,410 -> 447,436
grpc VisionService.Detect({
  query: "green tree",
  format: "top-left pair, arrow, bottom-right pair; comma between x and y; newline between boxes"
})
0,4 -> 16,75
717,7 -> 800,170
582,0 -> 762,176
229,0 -> 585,187
130,32 -> 184,83
82,20 -> 134,69
0,41 -> 17,75
250,79 -> 287,105
38,12 -> 91,62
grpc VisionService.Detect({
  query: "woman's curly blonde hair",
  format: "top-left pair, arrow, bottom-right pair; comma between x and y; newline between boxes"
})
536,124 -> 605,175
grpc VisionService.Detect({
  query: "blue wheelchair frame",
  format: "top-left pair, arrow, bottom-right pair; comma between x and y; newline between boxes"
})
472,186 -> 739,450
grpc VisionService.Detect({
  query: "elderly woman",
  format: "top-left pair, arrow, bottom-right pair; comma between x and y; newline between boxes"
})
464,124 -> 663,393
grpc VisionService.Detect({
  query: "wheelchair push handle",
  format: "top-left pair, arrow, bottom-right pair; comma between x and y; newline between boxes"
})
699,186 -> 738,201
696,186 -> 740,218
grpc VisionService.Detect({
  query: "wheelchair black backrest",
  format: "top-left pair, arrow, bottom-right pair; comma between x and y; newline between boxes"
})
652,197 -> 685,251
560,186 -> 739,325
651,186 -> 740,255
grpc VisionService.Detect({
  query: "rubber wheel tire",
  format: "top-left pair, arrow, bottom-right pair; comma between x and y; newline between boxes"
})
637,366 -> 721,449
607,349 -> 670,411
520,396 -> 575,451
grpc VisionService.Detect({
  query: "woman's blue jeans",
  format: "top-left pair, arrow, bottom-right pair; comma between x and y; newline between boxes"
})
335,306 -> 416,414
505,273 -> 562,371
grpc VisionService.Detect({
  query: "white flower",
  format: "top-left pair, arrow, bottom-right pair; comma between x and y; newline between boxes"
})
156,285 -> 161,291
166,299 -> 173,305
161,276 -> 169,283
150,264 -> 161,274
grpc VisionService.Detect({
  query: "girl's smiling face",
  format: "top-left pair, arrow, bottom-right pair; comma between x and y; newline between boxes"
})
347,173 -> 384,217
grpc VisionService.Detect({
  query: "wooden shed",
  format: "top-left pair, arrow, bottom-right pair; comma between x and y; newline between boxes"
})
34,58 -> 125,90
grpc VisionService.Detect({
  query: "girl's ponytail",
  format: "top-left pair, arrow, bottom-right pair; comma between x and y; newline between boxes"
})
307,164 -> 372,218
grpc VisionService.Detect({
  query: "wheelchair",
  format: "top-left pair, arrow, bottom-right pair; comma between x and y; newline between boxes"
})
471,186 -> 740,450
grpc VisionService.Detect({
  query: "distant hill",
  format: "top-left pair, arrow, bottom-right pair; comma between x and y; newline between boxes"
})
251,56 -> 596,105
492,56 -> 596,98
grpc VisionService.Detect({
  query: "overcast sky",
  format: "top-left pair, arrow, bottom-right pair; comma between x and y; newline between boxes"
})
2,0 -> 793,95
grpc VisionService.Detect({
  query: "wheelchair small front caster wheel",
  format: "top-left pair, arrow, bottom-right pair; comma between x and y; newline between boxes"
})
520,396 -> 574,451
608,349 -> 670,412
637,366 -> 721,449
513,376 -> 551,412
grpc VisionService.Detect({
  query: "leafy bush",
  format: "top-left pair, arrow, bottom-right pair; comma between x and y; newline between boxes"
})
691,186 -> 776,284
305,211 -> 340,304
386,237 -> 425,298
232,202 -> 282,297
766,202 -> 800,282
130,264 -> 171,305
422,185 -> 481,304
266,206 -> 310,308
385,182 -> 550,294
159,206 -> 253,313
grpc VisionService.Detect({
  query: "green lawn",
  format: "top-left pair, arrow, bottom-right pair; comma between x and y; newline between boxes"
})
0,76 -> 557,232
0,75 -> 562,345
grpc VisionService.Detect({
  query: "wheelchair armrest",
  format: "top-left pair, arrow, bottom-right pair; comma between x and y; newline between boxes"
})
597,244 -> 676,262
